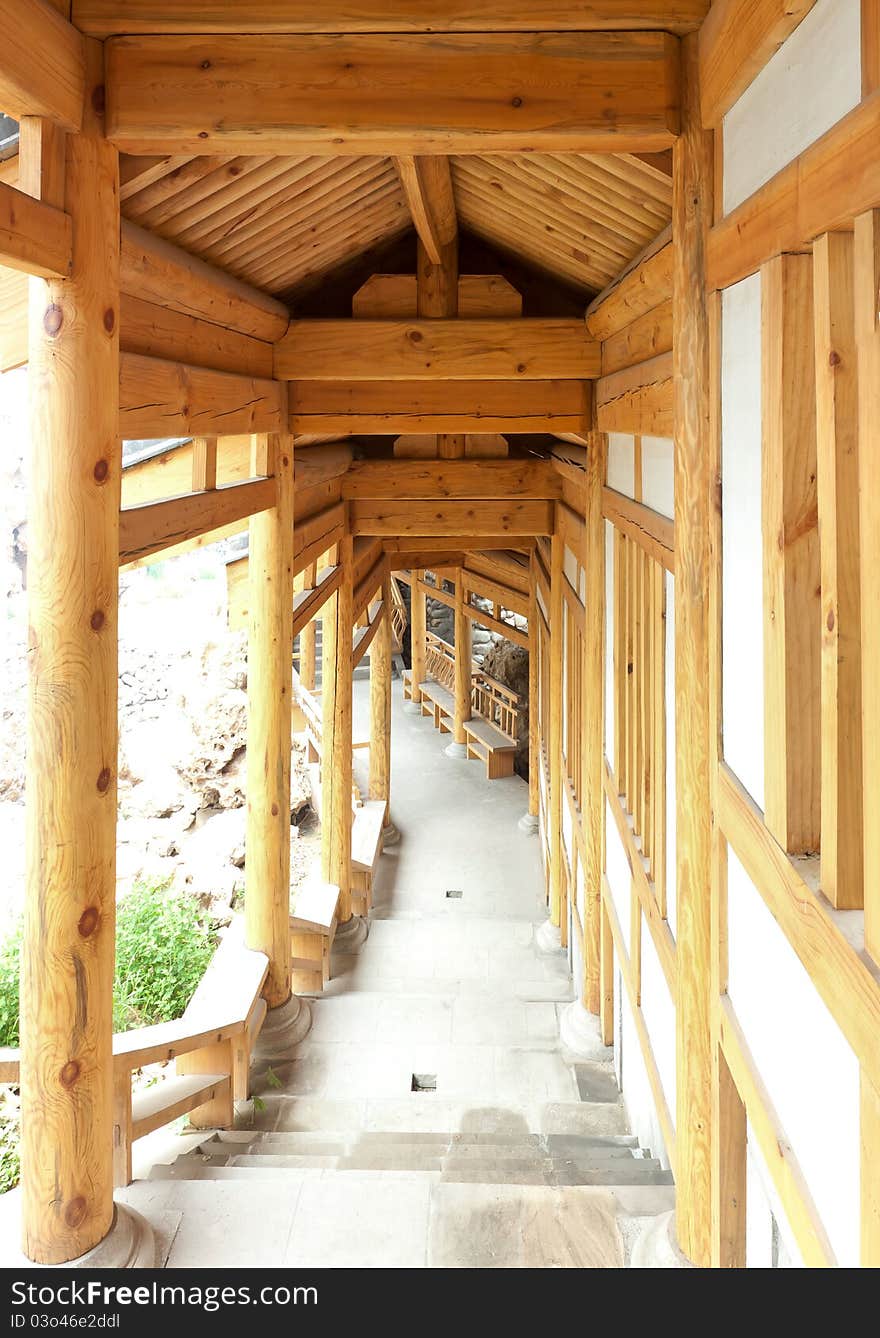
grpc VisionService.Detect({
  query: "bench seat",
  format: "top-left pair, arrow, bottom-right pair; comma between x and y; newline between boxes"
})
351,799 -> 387,916
419,679 -> 455,733
290,878 -> 341,995
463,715 -> 518,780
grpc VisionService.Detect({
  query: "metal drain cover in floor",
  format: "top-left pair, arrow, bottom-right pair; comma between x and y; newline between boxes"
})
411,1073 -> 437,1092
445,889 -> 463,899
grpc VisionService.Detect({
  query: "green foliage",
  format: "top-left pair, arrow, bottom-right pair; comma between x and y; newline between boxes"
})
0,923 -> 22,1049
264,1066 -> 283,1090
0,1096 -> 20,1195
113,878 -> 217,1032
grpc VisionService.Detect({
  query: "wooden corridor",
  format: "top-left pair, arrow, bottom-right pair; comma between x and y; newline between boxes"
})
0,0 -> 878,1270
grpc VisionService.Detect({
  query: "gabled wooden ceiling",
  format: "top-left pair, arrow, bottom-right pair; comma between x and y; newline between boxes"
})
119,150 -> 672,302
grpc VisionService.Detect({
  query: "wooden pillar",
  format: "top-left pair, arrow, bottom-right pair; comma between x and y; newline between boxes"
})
761,253 -> 820,855
299,562 -> 318,692
410,568 -> 426,704
672,34 -> 714,1268
548,530 -> 564,927
581,429 -> 607,1014
527,554 -> 540,821
245,433 -> 294,1010
452,574 -> 472,747
369,573 -> 393,825
322,534 -> 354,922
20,44 -> 119,1266
417,218 -> 461,460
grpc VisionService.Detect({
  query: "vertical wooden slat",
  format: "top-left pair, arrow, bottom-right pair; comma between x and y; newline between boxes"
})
614,529 -> 627,797
626,536 -> 636,815
299,562 -> 318,692
862,1071 -> 880,1265
321,532 -> 354,923
813,233 -> 863,909
21,40 -> 118,1266
599,898 -> 614,1046
369,572 -> 393,828
527,553 -> 540,823
653,562 -> 667,915
761,253 -> 820,855
452,569 -> 471,746
713,1041 -> 748,1267
191,435 -> 218,491
862,0 -> 880,95
410,567 -> 426,704
548,529 -> 565,927
673,33 -> 715,1268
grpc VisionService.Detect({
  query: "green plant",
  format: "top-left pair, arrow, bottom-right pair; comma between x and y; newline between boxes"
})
113,878 -> 217,1033
0,922 -> 22,1049
0,1093 -> 20,1195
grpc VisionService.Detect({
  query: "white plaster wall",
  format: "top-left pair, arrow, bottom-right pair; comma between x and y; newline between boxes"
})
722,0 -> 862,215
617,973 -> 672,1168
605,798 -> 630,958
561,790 -> 572,869
536,584 -> 548,624
607,432 -> 635,499
563,546 -> 579,592
664,574 -> 677,938
641,435 -> 674,520
727,849 -> 861,1266
721,274 -> 764,809
604,521 -> 615,776
746,1128 -> 802,1268
639,923 -> 676,1158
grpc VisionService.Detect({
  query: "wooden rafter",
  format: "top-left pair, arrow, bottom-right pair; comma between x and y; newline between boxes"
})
392,156 -> 456,265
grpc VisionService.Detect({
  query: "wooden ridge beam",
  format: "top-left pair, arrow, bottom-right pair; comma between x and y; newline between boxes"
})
290,379 -> 590,435
276,320 -> 600,381
708,93 -> 880,292
392,156 -> 456,265
119,477 -> 275,566
74,3 -> 709,36
699,0 -> 818,129
342,457 -> 559,501
0,0 -> 85,131
0,180 -> 71,278
596,350 -> 673,435
352,498 -> 552,538
119,352 -> 287,438
105,32 -> 681,156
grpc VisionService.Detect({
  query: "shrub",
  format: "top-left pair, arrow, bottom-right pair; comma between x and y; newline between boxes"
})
113,878 -> 217,1032
0,922 -> 21,1049
0,1092 -> 19,1194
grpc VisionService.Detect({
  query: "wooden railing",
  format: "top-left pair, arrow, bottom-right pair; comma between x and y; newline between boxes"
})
471,674 -> 521,742
424,631 -> 457,690
389,574 -> 407,651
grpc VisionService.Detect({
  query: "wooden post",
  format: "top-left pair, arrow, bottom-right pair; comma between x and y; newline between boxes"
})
322,533 -> 354,922
410,568 -> 426,705
20,43 -> 119,1266
761,253 -> 820,855
299,563 -> 318,691
527,554 -> 540,822
452,573 -> 472,748
245,433 -> 294,1010
369,573 -> 393,827
581,429 -> 607,1014
673,34 -> 714,1268
417,217 -> 461,460
548,530 -> 564,927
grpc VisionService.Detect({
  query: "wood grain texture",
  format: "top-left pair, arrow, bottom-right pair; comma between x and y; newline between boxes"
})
394,156 -> 456,264
105,32 -> 681,156
349,498 -> 552,538
581,430 -> 606,1015
120,294 -> 273,377
0,180 -> 72,278
21,37 -> 118,1266
368,572 -> 392,823
352,272 -> 523,319
0,0 -> 85,130
119,477 -> 275,566
586,232 -> 672,339
548,532 -> 564,927
596,351 -> 673,435
342,458 -> 559,501
699,0 -> 818,128
321,534 -> 354,921
119,352 -> 286,437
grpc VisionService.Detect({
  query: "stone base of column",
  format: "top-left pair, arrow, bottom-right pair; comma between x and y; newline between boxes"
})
0,1203 -> 156,1270
559,999 -> 612,1061
381,821 -> 401,848
629,1211 -> 693,1268
333,914 -> 369,951
535,918 -> 563,953
252,993 -> 312,1065
444,741 -> 468,759
518,812 -> 539,834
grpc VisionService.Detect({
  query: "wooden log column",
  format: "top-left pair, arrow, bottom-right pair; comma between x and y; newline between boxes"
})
673,34 -> 715,1267
409,568 -> 427,706
581,429 -> 608,1014
548,530 -> 565,927
20,44 -> 120,1266
245,433 -> 294,1009
322,533 -> 354,922
369,574 -> 393,828
449,573 -> 472,753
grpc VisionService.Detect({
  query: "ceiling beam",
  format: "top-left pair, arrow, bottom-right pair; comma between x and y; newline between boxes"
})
275,319 -> 600,381
105,32 -> 681,155
699,0 -> 818,129
392,156 -> 457,265
0,0 -> 85,131
342,457 -> 560,500
351,497 -> 552,538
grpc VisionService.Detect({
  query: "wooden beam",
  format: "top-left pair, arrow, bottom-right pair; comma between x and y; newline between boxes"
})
74,3 -> 710,36
118,152 -> 181,201
393,156 -> 456,265
462,567 -> 529,618
673,34 -> 714,1269
245,434 -> 294,1008
813,233 -> 862,908
353,272 -> 523,319
596,351 -> 673,435
276,319 -> 599,382
105,32 -> 681,156
369,573 -> 393,827
119,477 -> 275,566
581,428 -> 606,1015
121,220 -> 289,342
342,458 -> 559,501
548,532 -> 564,926
707,93 -> 880,292
699,0 -> 818,129
602,487 -> 674,573
294,441 -> 353,489
293,500 -> 345,573
761,254 -> 820,855
0,268 -> 28,372
601,299 -> 673,377
585,226 -> 672,340
321,535 -> 354,921
0,179 -> 71,278
350,499 -> 552,538
452,568 -> 472,746
465,601 -> 528,650
0,0 -> 85,131
120,294 -> 273,378
290,379 -> 590,435
119,352 -> 287,438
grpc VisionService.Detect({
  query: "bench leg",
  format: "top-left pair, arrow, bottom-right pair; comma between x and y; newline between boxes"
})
486,750 -> 516,780
178,1040 -> 235,1129
351,870 -> 372,917
112,1068 -> 133,1188
292,928 -> 325,994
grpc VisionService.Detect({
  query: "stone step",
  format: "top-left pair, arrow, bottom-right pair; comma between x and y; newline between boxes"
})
196,1129 -> 640,1156
148,1157 -> 671,1188
174,1145 -> 655,1175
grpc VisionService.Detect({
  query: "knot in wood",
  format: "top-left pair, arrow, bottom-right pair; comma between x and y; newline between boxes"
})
78,906 -> 100,938
59,1060 -> 81,1089
96,767 -> 112,794
43,304 -> 63,337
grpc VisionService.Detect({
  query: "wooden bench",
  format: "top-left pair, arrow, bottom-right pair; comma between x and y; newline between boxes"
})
463,715 -> 518,780
419,679 -> 455,734
402,666 -> 413,700
351,799 -> 387,916
290,877 -> 341,994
